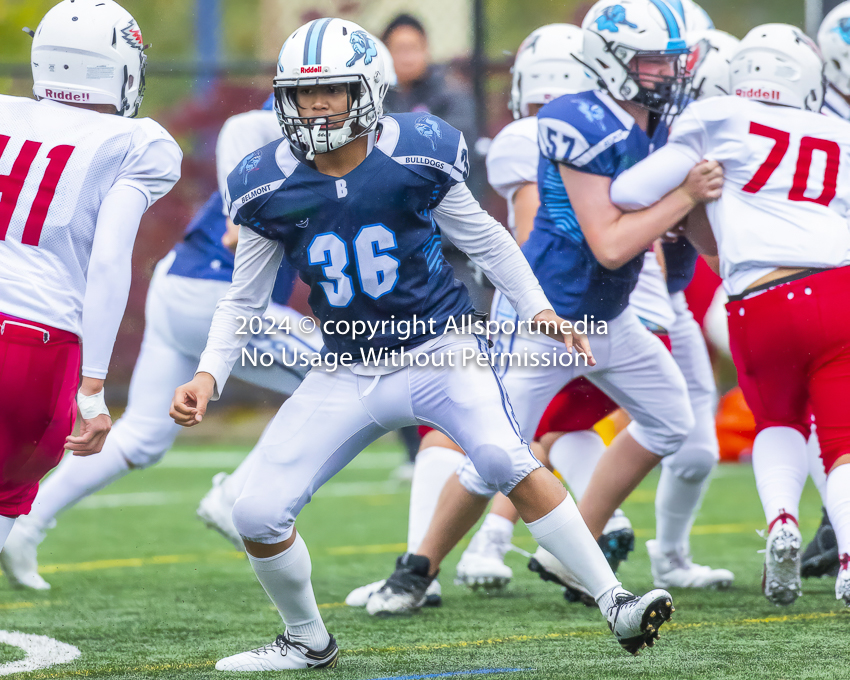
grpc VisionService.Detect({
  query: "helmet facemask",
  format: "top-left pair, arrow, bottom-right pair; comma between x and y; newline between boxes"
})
613,43 -> 693,123
274,74 -> 381,160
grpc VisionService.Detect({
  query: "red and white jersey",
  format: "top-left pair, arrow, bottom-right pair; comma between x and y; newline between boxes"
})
486,116 -> 538,237
667,96 -> 850,293
0,95 -> 181,336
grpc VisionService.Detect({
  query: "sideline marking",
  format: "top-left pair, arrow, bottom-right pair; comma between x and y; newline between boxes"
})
368,669 -> 530,680
0,631 -> 80,676
18,611 -> 847,679
77,479 -> 404,509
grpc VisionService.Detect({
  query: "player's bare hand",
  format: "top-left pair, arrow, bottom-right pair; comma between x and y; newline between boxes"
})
171,372 -> 216,427
66,413 -> 112,456
682,160 -> 724,203
532,310 -> 596,366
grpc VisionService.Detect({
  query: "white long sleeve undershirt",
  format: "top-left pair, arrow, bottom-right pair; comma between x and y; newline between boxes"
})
80,185 -> 148,378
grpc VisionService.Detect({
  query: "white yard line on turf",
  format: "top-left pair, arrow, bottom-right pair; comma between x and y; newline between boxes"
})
0,631 -> 80,676
158,451 -> 401,469
77,480 -> 404,509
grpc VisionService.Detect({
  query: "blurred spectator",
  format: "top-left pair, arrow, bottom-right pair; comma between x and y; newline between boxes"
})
381,14 -> 479,159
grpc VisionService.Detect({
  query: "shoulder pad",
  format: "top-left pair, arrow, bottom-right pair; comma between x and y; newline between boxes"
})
376,113 -> 469,185
226,138 -> 294,222
537,91 -> 632,167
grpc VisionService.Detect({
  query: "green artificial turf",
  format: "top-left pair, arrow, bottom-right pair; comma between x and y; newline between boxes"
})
1,440 -> 845,679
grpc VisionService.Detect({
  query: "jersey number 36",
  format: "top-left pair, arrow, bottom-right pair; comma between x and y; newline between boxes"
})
308,224 -> 400,307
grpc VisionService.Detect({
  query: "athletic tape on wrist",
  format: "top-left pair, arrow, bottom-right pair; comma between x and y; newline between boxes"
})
77,389 -> 111,420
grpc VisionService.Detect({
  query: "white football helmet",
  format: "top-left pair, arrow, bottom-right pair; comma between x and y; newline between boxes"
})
509,24 -> 597,119
31,0 -> 146,117
678,0 -> 714,34
730,24 -> 825,111
373,35 -> 397,88
818,1 -> 850,96
274,18 -> 387,159
687,29 -> 739,99
581,0 -> 691,118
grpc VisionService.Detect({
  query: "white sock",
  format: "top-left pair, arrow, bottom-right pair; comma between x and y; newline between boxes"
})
526,495 -> 620,609
0,515 -> 16,551
655,466 -> 705,554
806,427 -> 829,506
29,445 -> 131,527
407,446 -> 465,554
548,431 -> 606,501
826,464 -> 850,559
247,532 -> 330,650
596,584 -> 632,614
480,512 -> 515,539
752,427 -> 807,525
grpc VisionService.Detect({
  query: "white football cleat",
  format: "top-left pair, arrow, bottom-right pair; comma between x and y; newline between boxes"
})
0,515 -> 51,591
762,513 -> 802,606
606,588 -> 675,655
527,546 -> 595,606
345,579 -> 386,607
365,553 -> 436,615
197,472 -> 244,551
215,634 -> 338,671
346,578 -> 441,608
646,539 -> 734,589
835,555 -> 850,607
455,525 -> 513,589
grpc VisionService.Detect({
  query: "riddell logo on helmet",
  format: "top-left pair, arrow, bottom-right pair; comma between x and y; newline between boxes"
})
44,89 -> 90,102
736,88 -> 781,101
300,65 -> 323,74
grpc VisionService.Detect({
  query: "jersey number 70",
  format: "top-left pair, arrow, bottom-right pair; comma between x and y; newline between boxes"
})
0,135 -> 75,246
742,122 -> 839,207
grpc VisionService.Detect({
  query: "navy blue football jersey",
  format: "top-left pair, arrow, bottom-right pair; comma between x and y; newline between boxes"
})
227,113 -> 475,356
168,192 -> 296,305
524,90 -> 670,321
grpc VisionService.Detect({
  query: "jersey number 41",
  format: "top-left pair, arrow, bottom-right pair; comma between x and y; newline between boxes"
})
0,135 -> 74,247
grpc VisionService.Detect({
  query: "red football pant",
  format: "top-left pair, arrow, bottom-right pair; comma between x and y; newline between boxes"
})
727,267 -> 850,472
0,312 -> 80,516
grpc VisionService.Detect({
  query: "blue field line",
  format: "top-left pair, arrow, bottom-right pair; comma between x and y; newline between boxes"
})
366,669 -> 532,680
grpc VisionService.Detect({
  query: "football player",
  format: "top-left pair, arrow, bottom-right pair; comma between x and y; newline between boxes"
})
0,1 -> 181,550
170,17 -> 694,669
0,96 -> 324,590
363,0 -> 725,616
611,24 -> 850,607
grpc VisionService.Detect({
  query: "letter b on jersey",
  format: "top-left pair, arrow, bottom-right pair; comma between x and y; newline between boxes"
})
336,179 -> 348,199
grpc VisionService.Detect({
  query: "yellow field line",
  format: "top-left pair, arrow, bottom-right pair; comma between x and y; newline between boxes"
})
20,610 -> 847,679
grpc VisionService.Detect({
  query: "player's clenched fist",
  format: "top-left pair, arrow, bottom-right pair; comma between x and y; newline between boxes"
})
171,372 -> 216,427
682,160 -> 724,203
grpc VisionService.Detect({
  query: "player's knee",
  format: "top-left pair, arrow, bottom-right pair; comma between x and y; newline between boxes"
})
465,443 -> 538,495
111,424 -> 171,469
631,404 -> 695,457
456,457 -> 497,498
666,444 -> 718,482
232,494 -> 293,543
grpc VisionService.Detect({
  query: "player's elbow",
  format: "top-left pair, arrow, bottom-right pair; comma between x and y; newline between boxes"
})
589,240 -> 633,270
